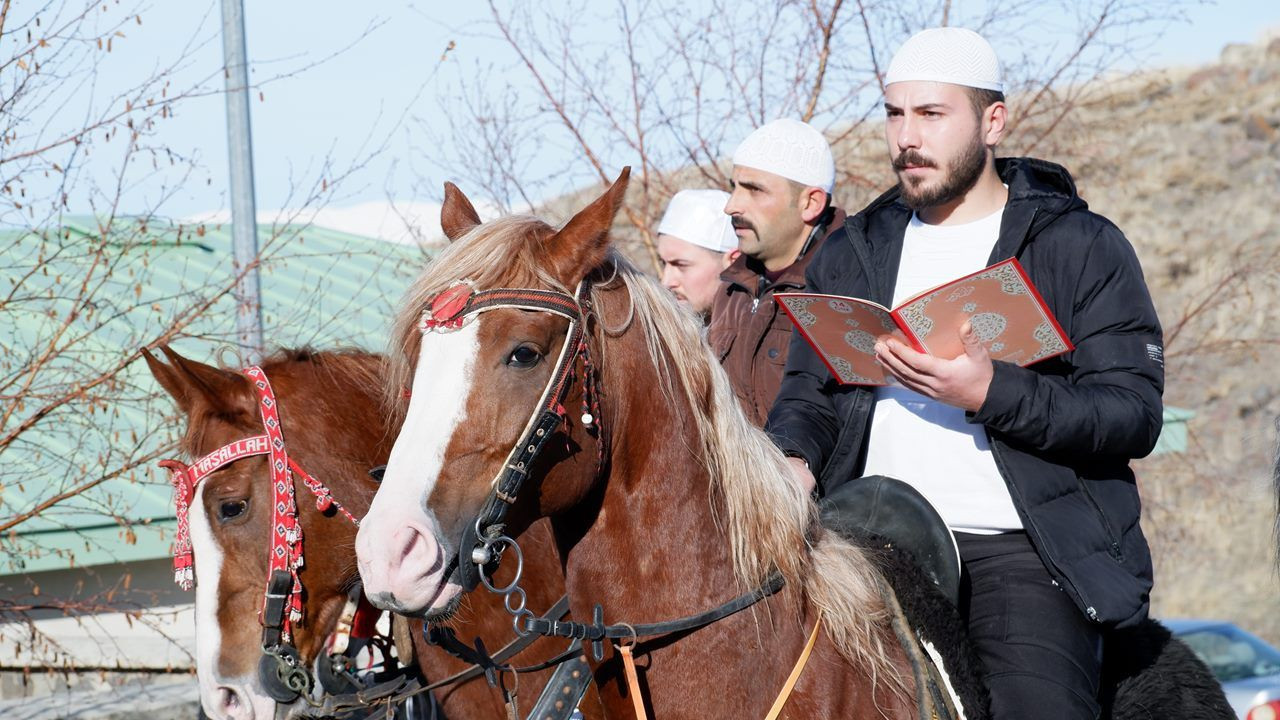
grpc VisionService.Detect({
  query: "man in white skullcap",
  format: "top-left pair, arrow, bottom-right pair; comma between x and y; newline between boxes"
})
656,189 -> 740,318
767,27 -> 1163,719
707,118 -> 846,427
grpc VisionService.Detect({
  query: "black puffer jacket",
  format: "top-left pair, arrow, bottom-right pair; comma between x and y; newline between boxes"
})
766,157 -> 1164,628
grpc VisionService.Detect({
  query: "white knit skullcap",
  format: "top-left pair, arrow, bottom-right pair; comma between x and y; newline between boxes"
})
885,27 -> 1004,92
656,189 -> 736,253
732,119 -> 835,193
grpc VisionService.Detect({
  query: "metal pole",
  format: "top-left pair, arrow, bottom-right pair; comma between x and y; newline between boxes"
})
221,0 -> 264,362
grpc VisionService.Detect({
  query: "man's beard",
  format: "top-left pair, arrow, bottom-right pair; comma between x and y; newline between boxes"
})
893,135 -> 988,210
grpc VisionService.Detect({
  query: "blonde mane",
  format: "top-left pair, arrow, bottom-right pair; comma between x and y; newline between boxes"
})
387,217 -> 906,696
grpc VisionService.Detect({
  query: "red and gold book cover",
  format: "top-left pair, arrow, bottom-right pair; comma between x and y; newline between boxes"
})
776,258 -> 1073,387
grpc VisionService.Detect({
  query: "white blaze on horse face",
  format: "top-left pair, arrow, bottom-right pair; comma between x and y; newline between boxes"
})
357,319 -> 479,612
192,476 -> 280,719
190,481 -> 226,706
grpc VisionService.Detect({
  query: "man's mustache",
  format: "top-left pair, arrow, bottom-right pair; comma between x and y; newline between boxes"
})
731,216 -> 755,232
893,150 -> 936,172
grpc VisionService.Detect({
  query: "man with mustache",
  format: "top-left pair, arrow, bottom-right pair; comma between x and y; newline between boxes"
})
656,189 -> 740,320
766,28 -> 1163,720
707,118 -> 846,427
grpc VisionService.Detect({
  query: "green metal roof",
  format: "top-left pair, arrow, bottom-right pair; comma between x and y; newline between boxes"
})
1152,406 -> 1195,456
1,217 -> 427,574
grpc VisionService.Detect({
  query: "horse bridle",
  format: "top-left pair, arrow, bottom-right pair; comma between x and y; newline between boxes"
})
159,366 -> 383,705
416,277 -> 785,666
161,360 -> 599,719
414,278 -> 602,599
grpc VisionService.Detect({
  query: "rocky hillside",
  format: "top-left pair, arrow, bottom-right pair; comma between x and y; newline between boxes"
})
862,37 -> 1280,641
1068,38 -> 1280,642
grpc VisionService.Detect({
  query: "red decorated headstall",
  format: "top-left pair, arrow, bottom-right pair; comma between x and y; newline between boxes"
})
159,365 -> 359,642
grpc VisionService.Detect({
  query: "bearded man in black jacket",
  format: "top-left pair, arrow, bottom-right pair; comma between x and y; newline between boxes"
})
766,27 -> 1164,720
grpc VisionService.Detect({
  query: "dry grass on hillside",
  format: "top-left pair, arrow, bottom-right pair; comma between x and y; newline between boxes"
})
1052,39 -> 1280,643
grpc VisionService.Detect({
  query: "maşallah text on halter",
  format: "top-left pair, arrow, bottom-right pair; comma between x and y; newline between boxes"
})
776,258 -> 1072,386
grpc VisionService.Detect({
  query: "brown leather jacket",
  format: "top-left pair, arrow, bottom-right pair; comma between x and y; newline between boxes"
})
708,208 -> 845,426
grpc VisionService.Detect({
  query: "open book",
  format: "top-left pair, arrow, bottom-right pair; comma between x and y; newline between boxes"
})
776,258 -> 1073,386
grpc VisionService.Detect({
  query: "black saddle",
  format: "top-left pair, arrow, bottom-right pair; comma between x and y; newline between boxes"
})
818,475 -> 961,607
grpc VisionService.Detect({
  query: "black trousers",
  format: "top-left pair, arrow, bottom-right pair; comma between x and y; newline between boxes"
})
955,531 -> 1104,720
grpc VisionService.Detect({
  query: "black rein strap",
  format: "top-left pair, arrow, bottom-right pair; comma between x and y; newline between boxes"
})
524,572 -> 786,661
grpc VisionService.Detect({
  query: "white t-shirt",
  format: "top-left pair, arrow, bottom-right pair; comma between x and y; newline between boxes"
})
861,207 -> 1022,534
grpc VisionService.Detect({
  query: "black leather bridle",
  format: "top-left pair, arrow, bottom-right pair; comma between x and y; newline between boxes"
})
413,279 -> 600,595
412,276 -> 787,666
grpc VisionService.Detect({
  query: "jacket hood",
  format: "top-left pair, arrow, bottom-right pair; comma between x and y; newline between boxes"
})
998,156 -> 1087,226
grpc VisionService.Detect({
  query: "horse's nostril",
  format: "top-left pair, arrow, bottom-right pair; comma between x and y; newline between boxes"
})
213,685 -> 250,719
393,525 -> 434,568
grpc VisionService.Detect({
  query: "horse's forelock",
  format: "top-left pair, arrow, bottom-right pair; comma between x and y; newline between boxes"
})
384,215 -> 562,423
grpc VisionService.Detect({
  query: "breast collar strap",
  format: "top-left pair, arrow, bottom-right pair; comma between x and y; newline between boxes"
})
523,571 -> 786,662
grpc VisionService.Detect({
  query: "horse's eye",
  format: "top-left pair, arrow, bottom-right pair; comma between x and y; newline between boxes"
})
219,499 -> 248,522
507,346 -> 542,369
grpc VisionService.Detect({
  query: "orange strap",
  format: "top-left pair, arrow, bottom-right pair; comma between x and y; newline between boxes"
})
616,614 -> 821,720
619,642 -> 648,720
764,614 -> 823,720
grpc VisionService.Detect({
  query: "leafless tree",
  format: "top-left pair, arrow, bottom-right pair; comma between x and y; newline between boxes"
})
0,1 -> 411,679
418,0 -> 1192,270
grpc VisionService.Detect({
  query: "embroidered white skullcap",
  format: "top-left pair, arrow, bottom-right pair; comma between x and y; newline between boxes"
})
732,119 -> 835,193
656,189 -> 736,253
885,27 -> 1004,92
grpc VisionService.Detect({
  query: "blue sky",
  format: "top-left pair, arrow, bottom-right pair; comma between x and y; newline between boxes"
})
13,0 -> 1280,224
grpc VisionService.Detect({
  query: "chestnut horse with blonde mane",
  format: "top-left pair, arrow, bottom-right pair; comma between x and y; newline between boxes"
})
353,167 -> 1240,720
145,347 -> 597,720
355,170 -> 926,718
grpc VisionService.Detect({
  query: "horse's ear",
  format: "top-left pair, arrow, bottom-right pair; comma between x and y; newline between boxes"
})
143,345 -> 254,417
544,167 -> 631,284
441,182 -> 481,242
142,347 -> 188,411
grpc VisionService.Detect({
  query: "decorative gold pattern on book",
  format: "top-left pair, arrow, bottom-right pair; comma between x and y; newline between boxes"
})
969,312 -> 1008,342
781,296 -> 821,328
831,357 -> 876,385
843,329 -> 877,354
1030,321 -> 1069,362
897,296 -> 935,338
984,262 -> 1030,296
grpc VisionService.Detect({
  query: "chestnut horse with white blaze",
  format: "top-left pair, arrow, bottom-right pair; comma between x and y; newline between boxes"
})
355,169 -> 924,718
145,347 -> 595,720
